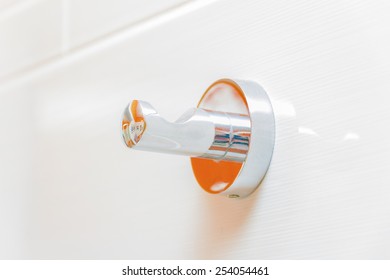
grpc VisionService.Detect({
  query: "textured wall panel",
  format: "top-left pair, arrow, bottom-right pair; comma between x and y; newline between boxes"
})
0,0 -> 389,259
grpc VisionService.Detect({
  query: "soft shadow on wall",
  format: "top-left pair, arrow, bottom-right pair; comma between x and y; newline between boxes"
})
194,182 -> 262,259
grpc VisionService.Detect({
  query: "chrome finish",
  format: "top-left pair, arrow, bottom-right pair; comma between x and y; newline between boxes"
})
121,78 -> 275,198
202,110 -> 250,162
122,102 -> 251,162
195,79 -> 275,198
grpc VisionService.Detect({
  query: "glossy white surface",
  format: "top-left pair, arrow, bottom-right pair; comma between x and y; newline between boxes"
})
0,0 -> 390,259
0,0 -> 62,79
67,0 -> 191,48
0,0 -> 26,11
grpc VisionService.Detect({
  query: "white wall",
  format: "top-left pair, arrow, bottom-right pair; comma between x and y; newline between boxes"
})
0,0 -> 389,259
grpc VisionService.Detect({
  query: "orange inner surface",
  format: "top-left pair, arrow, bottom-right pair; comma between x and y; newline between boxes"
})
191,158 -> 242,194
131,100 -> 144,122
191,79 -> 248,194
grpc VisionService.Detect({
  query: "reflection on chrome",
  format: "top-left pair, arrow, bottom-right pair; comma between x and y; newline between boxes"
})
121,78 -> 275,198
122,100 -> 251,162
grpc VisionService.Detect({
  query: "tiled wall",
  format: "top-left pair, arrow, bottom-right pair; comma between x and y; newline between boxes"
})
1,0 -> 390,259
0,0 -> 190,81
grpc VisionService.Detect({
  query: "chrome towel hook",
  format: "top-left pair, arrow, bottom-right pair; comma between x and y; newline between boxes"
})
122,79 -> 275,198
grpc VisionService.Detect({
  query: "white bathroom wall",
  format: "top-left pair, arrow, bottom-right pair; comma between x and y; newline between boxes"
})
0,0 -> 390,259
0,0 -> 62,78
66,0 -> 191,48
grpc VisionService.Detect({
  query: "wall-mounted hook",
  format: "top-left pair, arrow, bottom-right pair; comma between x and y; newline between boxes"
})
122,79 -> 275,198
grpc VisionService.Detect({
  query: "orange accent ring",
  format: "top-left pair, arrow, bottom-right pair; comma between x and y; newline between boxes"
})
191,79 -> 250,194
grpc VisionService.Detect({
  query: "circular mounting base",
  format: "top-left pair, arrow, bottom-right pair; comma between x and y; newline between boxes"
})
191,79 -> 275,198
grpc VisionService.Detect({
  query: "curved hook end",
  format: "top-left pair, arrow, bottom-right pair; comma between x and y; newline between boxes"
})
122,100 -> 157,148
